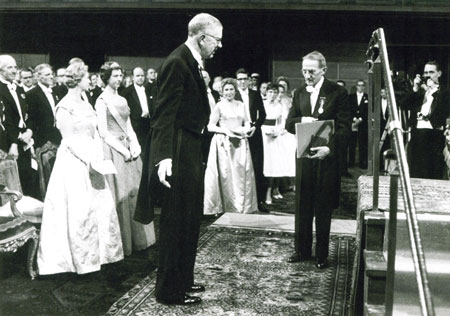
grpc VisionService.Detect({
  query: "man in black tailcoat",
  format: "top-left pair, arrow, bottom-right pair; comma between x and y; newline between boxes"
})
122,67 -> 152,149
235,68 -> 268,213
0,55 -> 38,198
286,51 -> 350,269
26,63 -> 62,149
348,80 -> 368,169
401,61 -> 450,179
134,13 -> 223,306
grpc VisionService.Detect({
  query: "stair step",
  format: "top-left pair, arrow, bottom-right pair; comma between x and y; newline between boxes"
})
364,303 -> 385,316
364,250 -> 387,278
364,212 -> 386,251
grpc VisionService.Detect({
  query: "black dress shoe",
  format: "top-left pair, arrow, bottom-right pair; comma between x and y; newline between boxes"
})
316,258 -> 328,269
186,284 -> 205,293
156,294 -> 202,305
258,202 -> 270,213
287,253 -> 312,263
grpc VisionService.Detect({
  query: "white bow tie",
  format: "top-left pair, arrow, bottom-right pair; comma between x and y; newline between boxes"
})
8,83 -> 16,91
306,85 -> 319,93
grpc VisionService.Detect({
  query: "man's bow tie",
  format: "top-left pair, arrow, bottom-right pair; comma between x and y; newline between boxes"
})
306,85 -> 319,93
8,83 -> 16,91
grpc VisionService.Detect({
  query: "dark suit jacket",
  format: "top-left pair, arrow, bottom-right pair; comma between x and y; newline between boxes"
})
0,82 -> 29,147
286,78 -> 350,209
135,43 -> 209,224
26,85 -> 62,148
349,92 -> 369,133
88,86 -> 102,105
122,84 -> 152,148
52,84 -> 68,104
402,87 -> 450,131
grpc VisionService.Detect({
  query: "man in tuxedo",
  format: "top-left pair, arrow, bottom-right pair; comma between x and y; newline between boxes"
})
235,68 -> 268,213
401,61 -> 450,179
26,64 -> 62,149
20,68 -> 34,92
122,67 -> 152,148
145,67 -> 157,90
348,80 -> 368,169
286,51 -> 350,269
52,67 -> 67,103
88,73 -> 102,104
0,55 -> 38,198
135,13 -> 223,305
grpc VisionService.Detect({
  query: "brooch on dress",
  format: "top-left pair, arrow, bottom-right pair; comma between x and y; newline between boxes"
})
318,97 -> 326,114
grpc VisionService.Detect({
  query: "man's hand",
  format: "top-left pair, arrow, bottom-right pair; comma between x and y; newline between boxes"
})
309,146 -> 330,160
246,126 -> 256,137
8,143 -> 19,159
157,158 -> 172,188
301,116 -> 318,123
19,129 -> 33,144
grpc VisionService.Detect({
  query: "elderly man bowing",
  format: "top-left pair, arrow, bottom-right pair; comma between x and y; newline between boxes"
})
286,51 -> 350,269
135,13 -> 223,305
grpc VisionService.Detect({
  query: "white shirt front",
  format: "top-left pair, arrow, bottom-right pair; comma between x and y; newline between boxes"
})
238,88 -> 252,121
38,82 -> 56,116
206,88 -> 216,112
134,84 -> 149,117
381,98 -> 388,120
417,86 -> 438,129
306,76 -> 324,114
357,91 -> 364,106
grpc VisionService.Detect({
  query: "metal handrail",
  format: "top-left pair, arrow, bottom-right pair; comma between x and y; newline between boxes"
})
366,28 -> 435,316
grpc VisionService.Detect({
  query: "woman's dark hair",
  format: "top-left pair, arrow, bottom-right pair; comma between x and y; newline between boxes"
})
267,83 -> 279,91
100,61 -> 123,84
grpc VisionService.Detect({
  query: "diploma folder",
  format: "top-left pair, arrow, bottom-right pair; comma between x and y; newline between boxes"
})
295,120 -> 335,158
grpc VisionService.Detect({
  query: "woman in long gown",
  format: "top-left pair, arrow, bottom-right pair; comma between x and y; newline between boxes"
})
203,78 -> 258,215
96,61 -> 155,256
38,62 -> 124,275
261,83 -> 296,204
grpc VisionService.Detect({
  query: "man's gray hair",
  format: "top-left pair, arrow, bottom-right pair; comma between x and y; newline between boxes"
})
188,13 -> 222,37
303,51 -> 327,68
0,55 -> 15,70
35,63 -> 52,75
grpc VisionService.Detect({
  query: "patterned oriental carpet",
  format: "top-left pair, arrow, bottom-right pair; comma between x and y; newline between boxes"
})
106,227 -> 355,316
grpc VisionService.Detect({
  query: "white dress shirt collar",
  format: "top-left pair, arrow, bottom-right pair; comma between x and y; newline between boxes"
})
185,41 -> 204,69
38,82 -> 52,94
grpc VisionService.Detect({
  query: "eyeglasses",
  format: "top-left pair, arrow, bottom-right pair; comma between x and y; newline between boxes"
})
237,78 -> 249,81
203,33 -> 222,45
301,69 -> 323,75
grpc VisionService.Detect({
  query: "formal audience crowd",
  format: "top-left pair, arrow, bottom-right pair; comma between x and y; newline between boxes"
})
0,51 -> 449,276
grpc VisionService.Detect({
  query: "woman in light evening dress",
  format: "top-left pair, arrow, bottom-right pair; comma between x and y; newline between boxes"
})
38,62 -> 123,275
96,61 -> 155,256
261,83 -> 296,204
204,78 -> 258,215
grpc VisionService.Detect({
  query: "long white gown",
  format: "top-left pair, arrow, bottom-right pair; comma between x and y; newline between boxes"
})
38,96 -> 124,275
203,100 -> 258,215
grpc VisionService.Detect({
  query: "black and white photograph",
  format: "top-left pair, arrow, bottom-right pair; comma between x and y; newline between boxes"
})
0,1 -> 449,315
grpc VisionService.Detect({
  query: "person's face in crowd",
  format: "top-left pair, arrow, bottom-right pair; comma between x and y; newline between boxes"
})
260,82 -> 268,96
108,69 -> 124,90
380,88 -> 387,99
89,74 -> 98,88
56,69 -> 66,85
202,70 -> 211,87
199,25 -> 223,60
212,76 -> 222,92
222,83 -> 236,101
21,71 -> 33,88
133,68 -> 145,87
39,67 -> 54,88
302,59 -> 326,86
278,86 -> 285,96
147,68 -> 156,82
122,76 -> 132,88
266,88 -> 278,102
423,64 -> 441,86
251,76 -> 259,88
278,80 -> 288,92
0,57 -> 17,83
356,81 -> 365,93
236,73 -> 249,90
79,72 -> 91,92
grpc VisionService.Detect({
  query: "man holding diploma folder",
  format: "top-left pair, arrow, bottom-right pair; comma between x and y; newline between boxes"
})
285,51 -> 351,269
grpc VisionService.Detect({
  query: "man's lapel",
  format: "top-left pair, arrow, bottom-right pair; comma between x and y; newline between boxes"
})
37,85 -> 53,117
312,79 -> 331,118
429,89 -> 440,117
299,87 -> 311,116
0,82 -> 18,115
131,86 -> 142,115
